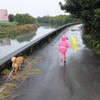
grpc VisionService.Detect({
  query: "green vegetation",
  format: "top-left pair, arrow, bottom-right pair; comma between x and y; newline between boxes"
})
9,14 -> 15,22
59,0 -> 100,34
59,0 -> 100,54
0,22 -> 17,26
9,13 -> 38,25
0,13 -> 38,38
15,14 -> 38,25
0,24 -> 37,38
0,83 -> 17,99
6,83 -> 17,89
1,68 -> 10,74
0,56 -> 43,99
37,15 -> 80,26
83,34 -> 100,54
0,89 -> 11,96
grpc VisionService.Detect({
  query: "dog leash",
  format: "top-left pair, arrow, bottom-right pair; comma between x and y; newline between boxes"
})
0,68 -> 14,93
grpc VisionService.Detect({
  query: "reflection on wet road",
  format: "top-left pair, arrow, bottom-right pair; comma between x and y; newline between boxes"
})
12,24 -> 100,100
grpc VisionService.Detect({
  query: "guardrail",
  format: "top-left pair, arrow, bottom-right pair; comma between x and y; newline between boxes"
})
0,22 -> 80,72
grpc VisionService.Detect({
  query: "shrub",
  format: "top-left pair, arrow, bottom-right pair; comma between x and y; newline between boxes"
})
0,24 -> 38,38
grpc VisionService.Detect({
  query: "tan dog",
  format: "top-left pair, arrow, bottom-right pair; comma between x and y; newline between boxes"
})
11,56 -> 24,74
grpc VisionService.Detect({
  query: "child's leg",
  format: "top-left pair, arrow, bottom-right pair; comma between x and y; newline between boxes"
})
64,52 -> 66,62
60,53 -> 63,62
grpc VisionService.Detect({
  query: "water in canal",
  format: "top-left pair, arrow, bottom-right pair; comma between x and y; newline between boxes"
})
0,26 -> 55,59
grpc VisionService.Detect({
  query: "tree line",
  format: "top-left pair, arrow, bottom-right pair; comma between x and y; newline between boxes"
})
59,0 -> 100,34
9,14 -> 38,25
9,14 -> 80,26
37,15 -> 80,26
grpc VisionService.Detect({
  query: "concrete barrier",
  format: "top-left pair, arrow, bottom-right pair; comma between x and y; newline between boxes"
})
0,23 -> 80,72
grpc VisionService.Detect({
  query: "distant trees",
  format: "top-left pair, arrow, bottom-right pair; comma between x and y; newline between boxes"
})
9,14 -> 79,26
59,0 -> 100,34
9,14 -> 15,22
9,13 -> 38,25
15,14 -> 38,25
37,15 -> 80,26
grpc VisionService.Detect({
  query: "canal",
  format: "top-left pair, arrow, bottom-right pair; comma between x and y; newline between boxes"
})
0,26 -> 55,59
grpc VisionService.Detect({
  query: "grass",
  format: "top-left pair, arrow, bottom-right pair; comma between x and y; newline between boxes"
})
0,24 -> 37,38
0,89 -> 11,96
18,68 -> 43,80
15,56 -> 42,80
0,83 -> 18,99
6,83 -> 17,89
0,22 -> 17,26
0,56 -> 43,99
1,69 -> 10,74
30,69 -> 43,74
28,57 -> 41,66
23,55 -> 28,59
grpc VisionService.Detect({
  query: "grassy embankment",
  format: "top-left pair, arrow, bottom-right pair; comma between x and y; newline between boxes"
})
83,34 -> 100,54
0,22 -> 38,38
0,22 -> 17,26
0,56 -> 43,99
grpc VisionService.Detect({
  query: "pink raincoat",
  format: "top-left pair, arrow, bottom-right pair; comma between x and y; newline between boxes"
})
59,35 -> 70,62
59,35 -> 70,53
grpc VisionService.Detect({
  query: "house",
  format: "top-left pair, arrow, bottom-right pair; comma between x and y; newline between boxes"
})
0,9 -> 9,22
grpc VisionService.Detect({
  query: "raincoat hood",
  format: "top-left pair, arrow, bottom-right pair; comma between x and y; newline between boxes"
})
61,35 -> 66,41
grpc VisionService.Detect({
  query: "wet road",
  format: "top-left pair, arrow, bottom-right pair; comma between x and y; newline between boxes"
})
13,24 -> 100,100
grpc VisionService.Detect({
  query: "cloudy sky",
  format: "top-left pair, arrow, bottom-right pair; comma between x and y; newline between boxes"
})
0,0 -> 67,18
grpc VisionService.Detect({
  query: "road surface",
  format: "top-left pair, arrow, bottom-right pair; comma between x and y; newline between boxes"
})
12,24 -> 100,100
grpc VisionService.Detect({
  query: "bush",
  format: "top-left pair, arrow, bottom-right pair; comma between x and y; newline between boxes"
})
15,14 -> 38,25
0,24 -> 38,38
9,14 -> 15,22
83,34 -> 100,54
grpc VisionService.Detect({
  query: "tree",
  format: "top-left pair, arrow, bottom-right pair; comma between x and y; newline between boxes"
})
59,0 -> 100,34
15,14 -> 38,25
15,14 -> 24,25
9,14 -> 15,22
37,15 -> 79,26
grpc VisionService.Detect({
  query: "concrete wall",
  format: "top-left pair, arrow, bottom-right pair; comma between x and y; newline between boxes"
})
0,23 -> 80,72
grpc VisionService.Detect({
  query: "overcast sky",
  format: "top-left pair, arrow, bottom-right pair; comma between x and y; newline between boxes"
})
0,0 -> 67,18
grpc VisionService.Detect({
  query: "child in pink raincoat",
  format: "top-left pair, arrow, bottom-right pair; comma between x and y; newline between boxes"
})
59,35 -> 70,62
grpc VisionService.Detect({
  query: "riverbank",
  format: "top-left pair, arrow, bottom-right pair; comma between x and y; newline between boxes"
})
83,34 -> 100,55
0,23 -> 38,38
0,22 -> 17,27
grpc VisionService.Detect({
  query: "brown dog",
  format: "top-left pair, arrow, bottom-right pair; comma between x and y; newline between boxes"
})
11,56 -> 24,74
